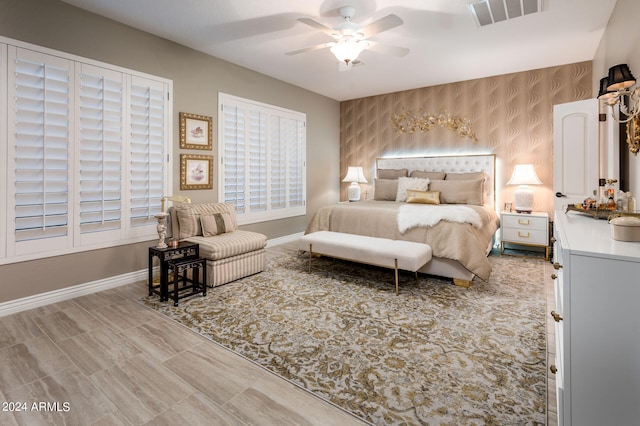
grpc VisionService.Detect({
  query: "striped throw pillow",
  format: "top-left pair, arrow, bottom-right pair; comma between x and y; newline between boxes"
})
200,212 -> 234,236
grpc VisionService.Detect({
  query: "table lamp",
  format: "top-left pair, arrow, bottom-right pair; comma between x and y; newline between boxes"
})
507,164 -> 542,213
342,166 -> 368,201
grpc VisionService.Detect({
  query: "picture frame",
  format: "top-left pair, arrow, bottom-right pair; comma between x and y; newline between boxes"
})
179,112 -> 212,150
180,154 -> 213,190
504,202 -> 513,212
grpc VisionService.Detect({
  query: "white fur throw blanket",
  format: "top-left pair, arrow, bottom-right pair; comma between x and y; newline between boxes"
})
398,204 -> 483,233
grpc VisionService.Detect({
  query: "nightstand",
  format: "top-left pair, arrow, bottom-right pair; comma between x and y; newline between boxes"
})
500,211 -> 549,260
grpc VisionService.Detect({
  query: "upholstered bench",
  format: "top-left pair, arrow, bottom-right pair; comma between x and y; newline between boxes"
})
299,231 -> 432,295
168,202 -> 267,287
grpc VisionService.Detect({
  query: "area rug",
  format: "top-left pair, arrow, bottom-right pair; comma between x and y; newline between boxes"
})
141,252 -> 547,425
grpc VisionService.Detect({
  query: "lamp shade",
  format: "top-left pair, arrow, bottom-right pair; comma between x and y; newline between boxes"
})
598,76 -> 615,100
507,164 -> 542,186
342,166 -> 368,183
507,164 -> 541,213
343,166 -> 367,202
330,40 -> 365,63
607,64 -> 636,91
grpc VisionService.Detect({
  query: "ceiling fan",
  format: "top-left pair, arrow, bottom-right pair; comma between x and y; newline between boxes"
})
286,6 -> 410,69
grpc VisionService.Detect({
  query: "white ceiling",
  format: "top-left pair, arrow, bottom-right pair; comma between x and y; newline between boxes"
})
60,0 -> 617,101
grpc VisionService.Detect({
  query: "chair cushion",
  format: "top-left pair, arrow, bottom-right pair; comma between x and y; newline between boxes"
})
185,230 -> 267,261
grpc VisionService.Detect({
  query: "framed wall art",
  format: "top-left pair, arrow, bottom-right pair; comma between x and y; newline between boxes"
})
180,154 -> 213,190
179,112 -> 212,150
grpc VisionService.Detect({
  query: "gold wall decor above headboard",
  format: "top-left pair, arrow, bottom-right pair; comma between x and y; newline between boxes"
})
390,109 -> 479,142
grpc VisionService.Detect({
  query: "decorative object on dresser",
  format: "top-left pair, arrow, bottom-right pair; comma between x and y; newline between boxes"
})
342,166 -> 368,201
552,212 -> 640,425
507,164 -> 542,213
500,211 -> 549,260
179,112 -> 212,150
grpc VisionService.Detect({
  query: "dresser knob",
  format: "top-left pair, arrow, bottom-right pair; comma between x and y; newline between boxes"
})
553,262 -> 563,270
551,274 -> 557,280
550,365 -> 557,374
551,311 -> 563,322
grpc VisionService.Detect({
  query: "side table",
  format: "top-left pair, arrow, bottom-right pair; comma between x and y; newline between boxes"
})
148,241 -> 199,301
167,257 -> 207,306
500,211 -> 549,260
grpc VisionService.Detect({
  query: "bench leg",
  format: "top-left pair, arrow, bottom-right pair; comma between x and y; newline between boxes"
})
394,258 -> 399,296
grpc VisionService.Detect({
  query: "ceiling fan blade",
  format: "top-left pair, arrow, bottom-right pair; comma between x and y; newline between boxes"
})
285,42 -> 334,56
366,41 -> 409,57
297,17 -> 336,37
359,14 -> 403,38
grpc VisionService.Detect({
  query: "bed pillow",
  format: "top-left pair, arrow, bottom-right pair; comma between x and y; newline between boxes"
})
409,170 -> 446,180
396,177 -> 430,202
406,189 -> 440,205
374,179 -> 398,201
445,172 -> 486,181
377,168 -> 408,179
200,212 -> 234,236
428,179 -> 484,205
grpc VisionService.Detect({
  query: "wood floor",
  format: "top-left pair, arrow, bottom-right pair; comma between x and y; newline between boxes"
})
0,241 -> 557,425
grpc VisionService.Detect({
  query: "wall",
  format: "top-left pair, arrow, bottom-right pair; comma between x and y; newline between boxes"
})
0,0 -> 340,303
340,62 -> 593,215
593,0 -> 640,197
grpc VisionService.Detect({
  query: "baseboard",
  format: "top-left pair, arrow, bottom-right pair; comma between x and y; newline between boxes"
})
0,269 -> 148,318
266,232 -> 303,247
0,233 -> 302,317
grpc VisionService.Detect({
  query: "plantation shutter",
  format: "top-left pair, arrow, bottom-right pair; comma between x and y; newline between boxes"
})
222,104 -> 246,213
76,64 -> 124,244
288,118 -> 305,208
249,109 -> 268,212
129,76 -> 166,234
270,116 -> 287,210
219,93 -> 305,225
8,47 -> 73,255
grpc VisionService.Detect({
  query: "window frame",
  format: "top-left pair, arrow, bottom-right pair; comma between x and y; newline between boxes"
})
0,37 -> 172,265
218,92 -> 306,226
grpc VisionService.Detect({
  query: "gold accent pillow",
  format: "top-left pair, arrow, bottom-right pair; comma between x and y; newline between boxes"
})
406,190 -> 441,205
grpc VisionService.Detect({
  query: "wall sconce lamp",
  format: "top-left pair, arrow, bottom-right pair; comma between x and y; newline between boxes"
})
507,164 -> 542,213
598,63 -> 640,154
342,166 -> 368,201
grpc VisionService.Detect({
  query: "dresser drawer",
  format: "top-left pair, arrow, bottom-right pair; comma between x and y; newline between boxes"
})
502,227 -> 548,245
502,214 -> 548,231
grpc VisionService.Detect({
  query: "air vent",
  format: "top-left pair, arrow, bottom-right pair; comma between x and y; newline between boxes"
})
468,0 -> 542,27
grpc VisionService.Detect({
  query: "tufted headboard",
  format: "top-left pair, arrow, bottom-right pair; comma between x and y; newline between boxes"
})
376,154 -> 496,210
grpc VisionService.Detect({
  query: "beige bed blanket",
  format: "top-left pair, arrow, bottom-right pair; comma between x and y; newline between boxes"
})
305,200 -> 499,281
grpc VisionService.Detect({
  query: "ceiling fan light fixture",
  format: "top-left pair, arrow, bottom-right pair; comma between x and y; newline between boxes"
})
330,39 -> 365,63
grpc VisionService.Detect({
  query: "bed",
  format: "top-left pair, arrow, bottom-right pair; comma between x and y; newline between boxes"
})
305,154 -> 500,285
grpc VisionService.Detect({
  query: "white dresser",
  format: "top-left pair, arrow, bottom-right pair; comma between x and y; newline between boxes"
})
553,212 -> 640,426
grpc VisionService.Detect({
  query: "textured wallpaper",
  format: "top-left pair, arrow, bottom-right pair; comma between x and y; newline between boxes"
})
340,61 -> 593,216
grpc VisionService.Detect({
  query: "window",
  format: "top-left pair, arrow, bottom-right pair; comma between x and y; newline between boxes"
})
219,93 -> 306,225
1,39 -> 171,264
